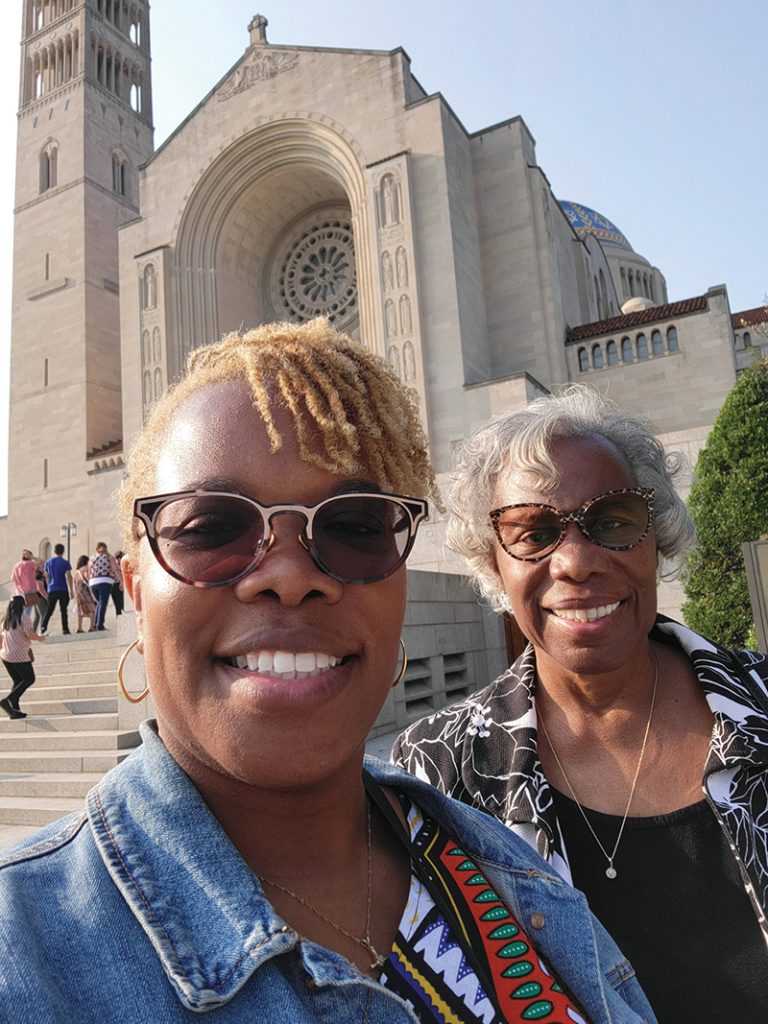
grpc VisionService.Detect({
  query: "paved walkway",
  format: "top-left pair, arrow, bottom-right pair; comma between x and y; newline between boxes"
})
0,727 -> 403,852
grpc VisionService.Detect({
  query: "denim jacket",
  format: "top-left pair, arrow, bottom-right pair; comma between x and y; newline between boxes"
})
0,722 -> 655,1023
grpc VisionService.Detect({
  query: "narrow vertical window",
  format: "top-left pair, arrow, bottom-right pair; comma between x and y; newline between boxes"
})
578,347 -> 589,373
44,358 -> 49,387
43,458 -> 49,489
44,253 -> 51,280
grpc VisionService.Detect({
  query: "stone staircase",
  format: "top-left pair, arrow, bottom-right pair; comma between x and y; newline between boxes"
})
0,631 -> 140,828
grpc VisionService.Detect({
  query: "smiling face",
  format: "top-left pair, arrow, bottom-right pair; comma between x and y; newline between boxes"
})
124,381 -> 407,792
491,434 -> 659,681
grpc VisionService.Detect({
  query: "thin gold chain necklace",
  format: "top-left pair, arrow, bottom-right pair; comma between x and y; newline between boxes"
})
258,798 -> 387,971
537,652 -> 659,880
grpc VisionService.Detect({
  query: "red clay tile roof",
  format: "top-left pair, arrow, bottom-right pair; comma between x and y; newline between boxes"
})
566,295 -> 708,343
732,306 -> 768,329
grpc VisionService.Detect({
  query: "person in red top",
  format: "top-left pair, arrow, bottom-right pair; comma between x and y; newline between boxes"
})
11,550 -> 37,599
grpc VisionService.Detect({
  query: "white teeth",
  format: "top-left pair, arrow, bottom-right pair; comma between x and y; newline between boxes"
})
553,602 -> 620,623
227,650 -> 340,679
273,651 -> 295,674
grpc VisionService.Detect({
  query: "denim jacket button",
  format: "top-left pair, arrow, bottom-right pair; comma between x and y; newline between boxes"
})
530,912 -> 546,929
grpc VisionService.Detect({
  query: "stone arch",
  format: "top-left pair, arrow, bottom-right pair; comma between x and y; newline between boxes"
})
173,117 -> 374,373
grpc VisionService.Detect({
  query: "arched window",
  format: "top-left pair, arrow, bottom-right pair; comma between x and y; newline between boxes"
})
743,331 -> 752,348
636,333 -> 648,360
40,143 -> 57,192
112,154 -> 127,196
620,267 -> 627,297
592,344 -> 604,369
667,326 -> 679,352
578,347 -> 589,372
598,269 -> 608,320
606,340 -> 618,365
621,336 -> 632,363
651,329 -> 663,356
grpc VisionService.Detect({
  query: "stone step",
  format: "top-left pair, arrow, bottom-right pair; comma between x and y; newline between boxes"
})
34,650 -> 117,668
0,749 -> 134,773
16,697 -> 116,717
0,796 -> 85,827
22,683 -> 116,703
24,667 -> 116,684
32,630 -> 118,655
0,712 -> 118,734
0,729 -> 140,752
0,772 -> 103,799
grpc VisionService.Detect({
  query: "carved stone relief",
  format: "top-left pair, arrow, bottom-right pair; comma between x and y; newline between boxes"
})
387,344 -> 401,380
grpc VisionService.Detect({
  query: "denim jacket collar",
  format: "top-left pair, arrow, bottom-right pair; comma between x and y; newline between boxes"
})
87,721 -> 347,1012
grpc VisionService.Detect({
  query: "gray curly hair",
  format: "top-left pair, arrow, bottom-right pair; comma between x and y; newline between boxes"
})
447,384 -> 696,614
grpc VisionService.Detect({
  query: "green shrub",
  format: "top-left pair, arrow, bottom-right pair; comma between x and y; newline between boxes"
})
682,358 -> 768,647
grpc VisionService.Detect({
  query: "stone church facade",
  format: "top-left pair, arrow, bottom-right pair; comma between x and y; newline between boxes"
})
2,4 -> 763,616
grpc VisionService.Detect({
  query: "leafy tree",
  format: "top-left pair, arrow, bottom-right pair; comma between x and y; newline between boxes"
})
683,358 -> 768,647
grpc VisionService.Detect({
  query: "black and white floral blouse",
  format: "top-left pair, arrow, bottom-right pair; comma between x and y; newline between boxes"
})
393,615 -> 768,945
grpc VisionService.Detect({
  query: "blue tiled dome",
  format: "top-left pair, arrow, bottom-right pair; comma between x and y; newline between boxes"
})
559,200 -> 634,252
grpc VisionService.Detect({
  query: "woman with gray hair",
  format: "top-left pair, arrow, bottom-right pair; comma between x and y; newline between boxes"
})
395,384 -> 768,1024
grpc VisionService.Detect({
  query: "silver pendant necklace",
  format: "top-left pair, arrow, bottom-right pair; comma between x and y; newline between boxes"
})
259,798 -> 387,970
537,651 -> 659,880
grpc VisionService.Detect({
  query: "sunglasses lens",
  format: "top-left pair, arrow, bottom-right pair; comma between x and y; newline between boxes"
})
312,495 -> 413,582
583,493 -> 650,548
153,495 -> 265,584
494,508 -> 563,560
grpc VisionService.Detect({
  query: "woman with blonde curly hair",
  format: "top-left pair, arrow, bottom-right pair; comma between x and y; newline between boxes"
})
395,384 -> 768,1023
0,328 -> 654,1023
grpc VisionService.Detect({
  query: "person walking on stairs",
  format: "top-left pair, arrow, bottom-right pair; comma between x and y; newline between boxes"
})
41,544 -> 73,636
0,596 -> 46,719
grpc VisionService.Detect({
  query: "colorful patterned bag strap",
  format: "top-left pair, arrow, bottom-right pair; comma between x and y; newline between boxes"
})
364,775 -> 503,1011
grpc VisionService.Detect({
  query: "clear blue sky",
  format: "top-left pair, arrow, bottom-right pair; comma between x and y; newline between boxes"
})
0,0 -> 766,511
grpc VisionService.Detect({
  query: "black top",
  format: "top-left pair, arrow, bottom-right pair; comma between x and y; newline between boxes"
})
551,788 -> 768,1024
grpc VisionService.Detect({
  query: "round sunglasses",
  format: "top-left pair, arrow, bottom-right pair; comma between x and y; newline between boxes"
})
133,489 -> 429,587
490,487 -> 654,562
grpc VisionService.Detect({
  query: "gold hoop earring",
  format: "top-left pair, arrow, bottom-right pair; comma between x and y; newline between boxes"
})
117,638 -> 149,704
392,638 -> 408,687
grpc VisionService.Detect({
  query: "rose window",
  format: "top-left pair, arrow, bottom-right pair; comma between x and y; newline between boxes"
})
270,212 -> 358,329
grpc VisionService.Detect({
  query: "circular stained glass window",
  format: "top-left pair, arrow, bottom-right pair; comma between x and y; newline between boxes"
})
270,211 -> 358,330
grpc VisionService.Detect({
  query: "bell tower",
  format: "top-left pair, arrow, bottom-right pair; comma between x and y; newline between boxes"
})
4,0 -> 154,561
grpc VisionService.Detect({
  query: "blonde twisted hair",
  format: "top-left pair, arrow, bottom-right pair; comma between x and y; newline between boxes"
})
119,318 -> 439,554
